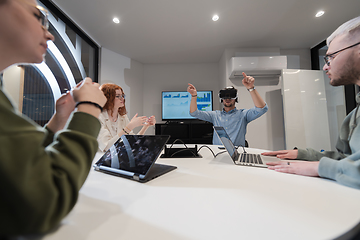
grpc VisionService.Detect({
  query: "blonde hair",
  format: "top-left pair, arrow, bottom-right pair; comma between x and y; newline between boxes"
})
327,16 -> 360,45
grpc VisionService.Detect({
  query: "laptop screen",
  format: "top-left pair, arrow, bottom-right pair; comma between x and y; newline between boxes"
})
213,126 -> 239,161
95,135 -> 169,175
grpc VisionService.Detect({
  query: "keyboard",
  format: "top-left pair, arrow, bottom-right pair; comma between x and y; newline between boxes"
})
238,153 -> 264,165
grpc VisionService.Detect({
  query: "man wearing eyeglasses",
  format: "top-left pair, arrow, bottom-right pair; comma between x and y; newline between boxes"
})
263,16 -> 360,190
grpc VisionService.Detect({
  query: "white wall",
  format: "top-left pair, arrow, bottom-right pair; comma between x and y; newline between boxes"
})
143,63 -> 220,134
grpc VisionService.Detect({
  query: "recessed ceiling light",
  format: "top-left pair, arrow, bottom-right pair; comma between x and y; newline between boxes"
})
212,15 -> 219,21
113,17 -> 120,24
315,11 -> 325,17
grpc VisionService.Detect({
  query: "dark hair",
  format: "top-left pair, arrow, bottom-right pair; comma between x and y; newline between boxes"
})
100,83 -> 127,116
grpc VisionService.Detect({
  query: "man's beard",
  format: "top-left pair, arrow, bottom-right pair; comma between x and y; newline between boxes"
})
223,101 -> 235,108
330,54 -> 360,86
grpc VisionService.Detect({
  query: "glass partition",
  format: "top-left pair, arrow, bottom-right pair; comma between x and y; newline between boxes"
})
2,0 -> 99,126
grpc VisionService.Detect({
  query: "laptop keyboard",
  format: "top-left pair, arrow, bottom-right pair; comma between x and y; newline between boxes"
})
239,153 -> 263,165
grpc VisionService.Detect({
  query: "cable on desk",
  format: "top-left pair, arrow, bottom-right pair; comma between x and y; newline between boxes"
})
197,145 -> 216,158
168,139 -> 188,149
170,148 -> 198,158
166,140 -> 217,158
167,139 -> 198,158
215,151 -> 226,157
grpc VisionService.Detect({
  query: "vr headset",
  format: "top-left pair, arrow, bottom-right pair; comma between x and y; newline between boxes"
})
219,87 -> 238,103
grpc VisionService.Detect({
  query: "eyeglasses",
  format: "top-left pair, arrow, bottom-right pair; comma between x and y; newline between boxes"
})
115,94 -> 126,99
17,0 -> 49,30
34,5 -> 49,30
324,41 -> 360,66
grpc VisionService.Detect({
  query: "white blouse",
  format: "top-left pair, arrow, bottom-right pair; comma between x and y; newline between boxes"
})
97,111 -> 134,152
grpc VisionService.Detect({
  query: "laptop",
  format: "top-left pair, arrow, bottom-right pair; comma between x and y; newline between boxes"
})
213,126 -> 279,168
94,135 -> 177,183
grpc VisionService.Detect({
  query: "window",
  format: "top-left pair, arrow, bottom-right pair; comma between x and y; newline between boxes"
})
5,0 -> 99,126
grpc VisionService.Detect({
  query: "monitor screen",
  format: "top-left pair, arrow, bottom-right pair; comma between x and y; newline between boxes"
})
162,90 -> 213,121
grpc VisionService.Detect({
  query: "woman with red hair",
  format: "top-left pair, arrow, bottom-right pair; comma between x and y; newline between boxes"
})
98,83 -> 156,151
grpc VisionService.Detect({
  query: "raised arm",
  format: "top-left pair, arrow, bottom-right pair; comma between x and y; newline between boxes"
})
242,72 -> 266,108
187,83 -> 198,113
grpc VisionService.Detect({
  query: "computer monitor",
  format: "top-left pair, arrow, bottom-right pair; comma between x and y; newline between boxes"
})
161,90 -> 213,121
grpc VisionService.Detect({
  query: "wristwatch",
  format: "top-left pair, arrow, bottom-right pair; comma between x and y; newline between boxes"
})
247,87 -> 255,92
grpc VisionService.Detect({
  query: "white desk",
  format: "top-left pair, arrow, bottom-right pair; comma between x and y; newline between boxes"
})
44,145 -> 360,240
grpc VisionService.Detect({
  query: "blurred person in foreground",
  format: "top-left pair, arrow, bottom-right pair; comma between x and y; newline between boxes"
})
0,0 -> 107,236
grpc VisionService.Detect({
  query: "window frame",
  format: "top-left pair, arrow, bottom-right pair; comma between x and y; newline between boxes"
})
39,0 -> 100,83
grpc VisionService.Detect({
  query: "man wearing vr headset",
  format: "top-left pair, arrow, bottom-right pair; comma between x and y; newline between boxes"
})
187,72 -> 268,147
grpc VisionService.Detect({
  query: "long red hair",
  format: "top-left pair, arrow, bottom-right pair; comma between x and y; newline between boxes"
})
100,83 -> 127,116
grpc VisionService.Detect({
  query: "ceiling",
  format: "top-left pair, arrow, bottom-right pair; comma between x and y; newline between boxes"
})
51,0 -> 360,64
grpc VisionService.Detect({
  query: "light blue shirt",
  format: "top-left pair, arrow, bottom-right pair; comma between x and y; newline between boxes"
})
190,104 -> 268,146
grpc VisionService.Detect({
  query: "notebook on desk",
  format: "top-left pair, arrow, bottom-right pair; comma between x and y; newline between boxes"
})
213,126 -> 278,168
94,135 -> 177,183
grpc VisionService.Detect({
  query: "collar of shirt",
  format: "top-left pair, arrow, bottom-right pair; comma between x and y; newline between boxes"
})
222,108 -> 237,114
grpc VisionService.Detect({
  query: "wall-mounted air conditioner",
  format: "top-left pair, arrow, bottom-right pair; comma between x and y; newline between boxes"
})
229,56 -> 287,79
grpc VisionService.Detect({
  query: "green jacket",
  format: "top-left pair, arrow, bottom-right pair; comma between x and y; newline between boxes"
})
297,93 -> 360,189
0,89 -> 101,235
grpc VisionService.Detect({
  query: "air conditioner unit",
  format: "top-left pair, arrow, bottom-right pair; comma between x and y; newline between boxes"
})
229,56 -> 287,79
